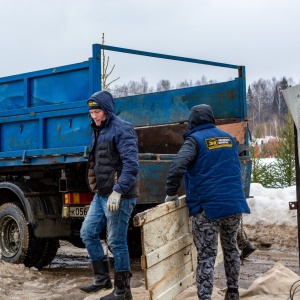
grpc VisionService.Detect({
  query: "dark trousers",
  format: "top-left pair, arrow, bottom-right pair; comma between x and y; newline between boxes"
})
192,211 -> 241,300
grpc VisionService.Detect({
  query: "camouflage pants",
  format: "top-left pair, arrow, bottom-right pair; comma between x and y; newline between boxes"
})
192,211 -> 241,300
237,223 -> 250,250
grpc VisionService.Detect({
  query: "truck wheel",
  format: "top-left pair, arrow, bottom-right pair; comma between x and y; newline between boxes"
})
34,238 -> 60,269
0,203 -> 51,268
0,203 -> 30,264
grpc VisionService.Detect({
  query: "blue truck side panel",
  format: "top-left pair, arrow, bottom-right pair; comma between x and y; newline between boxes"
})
0,79 -> 245,166
0,62 -> 90,111
116,80 -> 245,126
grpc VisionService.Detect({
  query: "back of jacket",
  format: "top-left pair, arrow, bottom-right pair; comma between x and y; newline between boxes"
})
184,123 -> 250,219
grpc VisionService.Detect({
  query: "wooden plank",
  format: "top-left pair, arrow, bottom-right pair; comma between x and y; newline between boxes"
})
133,196 -> 186,227
150,262 -> 196,300
155,272 -> 196,300
134,197 -> 223,300
145,245 -> 193,288
144,233 -> 193,268
142,205 -> 190,255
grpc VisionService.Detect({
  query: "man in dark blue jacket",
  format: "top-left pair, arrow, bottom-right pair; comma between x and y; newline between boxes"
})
165,104 -> 250,300
80,91 -> 139,300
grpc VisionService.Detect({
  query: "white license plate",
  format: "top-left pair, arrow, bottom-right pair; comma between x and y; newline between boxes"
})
69,206 -> 89,217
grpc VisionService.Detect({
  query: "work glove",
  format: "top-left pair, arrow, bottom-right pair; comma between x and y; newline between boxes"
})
107,191 -> 122,212
165,194 -> 179,207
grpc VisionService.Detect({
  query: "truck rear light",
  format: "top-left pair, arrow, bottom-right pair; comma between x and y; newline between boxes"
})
63,193 -> 94,205
64,194 -> 69,204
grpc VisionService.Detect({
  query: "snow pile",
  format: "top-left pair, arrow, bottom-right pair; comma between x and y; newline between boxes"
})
243,183 -> 297,227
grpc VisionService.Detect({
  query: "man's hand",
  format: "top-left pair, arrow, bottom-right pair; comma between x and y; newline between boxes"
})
165,194 -> 179,207
107,191 -> 122,212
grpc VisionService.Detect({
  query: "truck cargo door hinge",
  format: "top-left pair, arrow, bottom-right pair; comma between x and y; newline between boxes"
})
22,151 -> 30,164
83,146 -> 89,158
289,201 -> 298,210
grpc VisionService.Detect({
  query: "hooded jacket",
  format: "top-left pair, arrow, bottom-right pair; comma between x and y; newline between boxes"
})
86,91 -> 139,198
165,104 -> 250,219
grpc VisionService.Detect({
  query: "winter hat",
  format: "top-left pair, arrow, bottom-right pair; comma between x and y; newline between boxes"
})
87,91 -> 114,110
187,104 -> 216,131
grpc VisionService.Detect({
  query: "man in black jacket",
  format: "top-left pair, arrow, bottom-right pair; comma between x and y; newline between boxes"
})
80,91 -> 139,300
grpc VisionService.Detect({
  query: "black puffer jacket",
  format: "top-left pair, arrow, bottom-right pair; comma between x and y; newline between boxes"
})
86,91 -> 139,198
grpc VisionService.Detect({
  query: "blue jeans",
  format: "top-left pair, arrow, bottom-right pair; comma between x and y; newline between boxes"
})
80,194 -> 136,272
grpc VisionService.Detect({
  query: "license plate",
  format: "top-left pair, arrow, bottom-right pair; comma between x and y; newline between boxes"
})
69,206 -> 89,217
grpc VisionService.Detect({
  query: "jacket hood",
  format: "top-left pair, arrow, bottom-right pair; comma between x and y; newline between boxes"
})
87,91 -> 115,119
187,104 -> 216,131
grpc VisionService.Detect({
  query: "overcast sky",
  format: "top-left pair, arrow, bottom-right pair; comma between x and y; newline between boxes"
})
1,0 -> 299,90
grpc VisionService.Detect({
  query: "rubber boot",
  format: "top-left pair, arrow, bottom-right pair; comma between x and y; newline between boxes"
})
240,242 -> 256,260
224,288 -> 239,300
80,257 -> 112,293
100,271 -> 132,300
224,288 -> 240,300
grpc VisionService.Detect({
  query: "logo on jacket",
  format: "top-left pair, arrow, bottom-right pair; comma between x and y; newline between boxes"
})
205,137 -> 232,150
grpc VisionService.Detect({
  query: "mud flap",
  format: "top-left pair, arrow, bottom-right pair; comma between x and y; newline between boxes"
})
133,196 -> 223,300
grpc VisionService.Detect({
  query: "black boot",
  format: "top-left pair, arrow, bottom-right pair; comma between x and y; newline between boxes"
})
225,288 -> 239,300
100,271 -> 132,300
80,257 -> 112,293
240,243 -> 256,259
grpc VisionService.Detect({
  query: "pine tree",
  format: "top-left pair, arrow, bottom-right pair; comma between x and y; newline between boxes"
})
272,113 -> 296,187
250,139 -> 277,187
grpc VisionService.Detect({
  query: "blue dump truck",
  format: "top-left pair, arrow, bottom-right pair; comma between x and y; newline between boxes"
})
0,44 -> 251,268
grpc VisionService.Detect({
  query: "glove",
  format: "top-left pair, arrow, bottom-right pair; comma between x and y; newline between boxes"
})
107,191 -> 122,212
165,195 -> 179,207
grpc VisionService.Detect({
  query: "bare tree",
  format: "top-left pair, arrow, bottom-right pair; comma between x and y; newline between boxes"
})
251,78 -> 274,124
156,79 -> 171,92
176,79 -> 189,88
113,77 -> 151,97
140,77 -> 149,94
101,33 -> 120,90
113,84 -> 129,97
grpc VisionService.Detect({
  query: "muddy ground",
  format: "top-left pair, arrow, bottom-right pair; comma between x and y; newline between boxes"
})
214,224 -> 300,290
0,224 -> 299,299
45,224 -> 300,294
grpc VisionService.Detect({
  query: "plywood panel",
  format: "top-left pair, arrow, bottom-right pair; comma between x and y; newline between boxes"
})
134,196 -> 223,300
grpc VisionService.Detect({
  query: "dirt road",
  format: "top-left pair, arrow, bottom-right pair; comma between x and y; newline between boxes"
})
0,233 -> 299,300
49,240 -> 300,297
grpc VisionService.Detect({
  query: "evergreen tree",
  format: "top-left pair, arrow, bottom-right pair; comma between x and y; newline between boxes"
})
272,113 -> 296,187
250,139 -> 277,187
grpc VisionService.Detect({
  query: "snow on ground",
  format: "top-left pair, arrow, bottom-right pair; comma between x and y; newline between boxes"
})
243,157 -> 297,228
244,183 -> 297,227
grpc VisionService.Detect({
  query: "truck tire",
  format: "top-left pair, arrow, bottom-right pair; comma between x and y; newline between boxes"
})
34,238 -> 60,269
0,203 -> 57,268
0,203 -> 31,264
